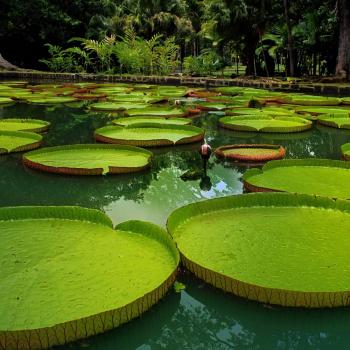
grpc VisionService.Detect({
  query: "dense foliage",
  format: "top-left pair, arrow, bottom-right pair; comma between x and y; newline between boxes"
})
0,0 -> 349,78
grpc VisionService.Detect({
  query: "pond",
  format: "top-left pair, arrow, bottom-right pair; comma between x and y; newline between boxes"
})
1,87 -> 350,349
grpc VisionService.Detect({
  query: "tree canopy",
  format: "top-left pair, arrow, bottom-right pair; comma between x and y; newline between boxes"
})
0,0 -> 348,79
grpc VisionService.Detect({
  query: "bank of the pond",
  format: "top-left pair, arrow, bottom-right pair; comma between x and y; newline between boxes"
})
1,70 -> 350,96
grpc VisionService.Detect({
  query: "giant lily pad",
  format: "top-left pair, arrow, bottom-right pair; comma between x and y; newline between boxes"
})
317,114 -> 350,129
0,81 -> 28,88
243,159 -> 350,199
167,192 -> 350,308
295,106 -> 350,116
341,143 -> 350,160
226,107 -> 295,117
94,87 -> 132,95
23,144 -> 152,175
0,97 -> 13,104
113,116 -> 191,127
90,102 -> 149,111
95,123 -> 204,147
342,97 -> 350,105
290,95 -> 341,106
108,94 -> 166,104
26,96 -> 77,104
0,207 -> 179,349
0,118 -> 50,133
219,115 -> 312,133
0,131 -> 42,154
153,86 -> 188,97
215,144 -> 285,162
125,107 -> 187,118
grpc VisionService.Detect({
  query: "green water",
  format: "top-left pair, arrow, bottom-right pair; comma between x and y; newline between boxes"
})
1,102 -> 350,349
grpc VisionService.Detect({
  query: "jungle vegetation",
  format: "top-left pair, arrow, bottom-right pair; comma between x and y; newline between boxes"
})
0,0 -> 349,79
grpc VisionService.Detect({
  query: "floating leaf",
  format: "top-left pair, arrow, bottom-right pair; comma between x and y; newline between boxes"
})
219,115 -> 312,133
95,123 -> 204,147
243,158 -> 350,199
23,144 -> 152,175
167,192 -> 350,307
0,209 -> 179,349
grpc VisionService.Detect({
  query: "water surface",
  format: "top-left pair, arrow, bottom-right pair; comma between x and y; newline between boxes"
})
1,101 -> 350,350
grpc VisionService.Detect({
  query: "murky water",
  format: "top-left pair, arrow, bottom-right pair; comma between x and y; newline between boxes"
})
1,100 -> 350,350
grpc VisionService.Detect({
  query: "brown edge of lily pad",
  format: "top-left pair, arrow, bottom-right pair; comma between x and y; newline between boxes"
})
243,180 -> 282,193
215,144 -> 286,162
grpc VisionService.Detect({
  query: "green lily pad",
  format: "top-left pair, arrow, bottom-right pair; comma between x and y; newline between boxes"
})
0,89 -> 33,99
132,84 -> 156,90
167,192 -> 350,307
125,107 -> 187,118
241,88 -> 270,96
295,106 -> 350,115
243,159 -> 350,199
73,93 -> 107,100
342,97 -> 350,105
94,87 -> 132,95
219,115 -> 312,133
0,81 -> 28,88
317,114 -> 350,129
341,143 -> 350,160
112,116 -> 191,127
107,93 -> 166,104
0,207 -> 179,349
226,107 -> 295,116
0,118 -> 50,133
0,130 -> 42,154
23,144 -> 153,175
290,95 -> 341,106
215,144 -> 285,162
153,87 -> 188,97
26,96 -> 77,104
95,123 -> 204,147
213,87 -> 244,95
0,97 -> 14,104
90,102 -> 149,111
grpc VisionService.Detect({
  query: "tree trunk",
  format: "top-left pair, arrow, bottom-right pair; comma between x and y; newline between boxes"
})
283,0 -> 295,76
336,0 -> 350,79
0,53 -> 18,70
243,31 -> 260,75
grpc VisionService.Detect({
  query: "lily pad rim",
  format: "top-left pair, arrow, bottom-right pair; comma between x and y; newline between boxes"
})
214,143 -> 286,162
